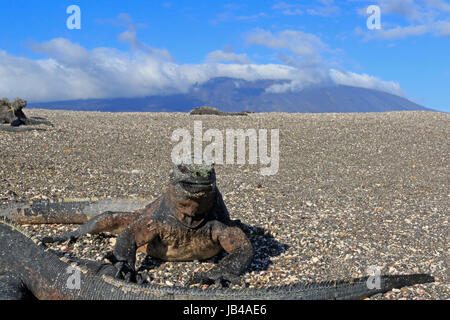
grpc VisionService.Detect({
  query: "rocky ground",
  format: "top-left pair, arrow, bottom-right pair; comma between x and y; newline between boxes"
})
1,109 -> 449,300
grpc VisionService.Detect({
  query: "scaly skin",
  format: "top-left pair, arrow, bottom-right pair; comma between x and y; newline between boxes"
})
0,217 -> 435,300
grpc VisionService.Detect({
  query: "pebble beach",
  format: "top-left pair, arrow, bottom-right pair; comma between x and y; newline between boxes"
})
0,109 -> 448,300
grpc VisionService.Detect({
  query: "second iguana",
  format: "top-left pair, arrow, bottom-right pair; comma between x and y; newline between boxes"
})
0,98 -> 52,131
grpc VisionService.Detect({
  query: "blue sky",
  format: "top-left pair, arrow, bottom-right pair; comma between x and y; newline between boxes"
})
0,0 -> 449,111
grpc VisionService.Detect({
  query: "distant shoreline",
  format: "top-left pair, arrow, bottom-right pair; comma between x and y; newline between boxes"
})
27,106 -> 440,114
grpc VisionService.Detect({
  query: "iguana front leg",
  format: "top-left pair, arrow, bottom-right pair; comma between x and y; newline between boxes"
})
41,211 -> 141,243
109,218 -> 157,282
190,224 -> 254,286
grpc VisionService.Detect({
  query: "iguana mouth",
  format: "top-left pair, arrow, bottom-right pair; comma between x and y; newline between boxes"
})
179,180 -> 214,193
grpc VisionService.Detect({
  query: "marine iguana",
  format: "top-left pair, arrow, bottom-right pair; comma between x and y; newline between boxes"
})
0,159 -> 436,299
190,106 -> 248,116
38,159 -> 254,286
0,98 -> 52,131
0,216 -> 435,300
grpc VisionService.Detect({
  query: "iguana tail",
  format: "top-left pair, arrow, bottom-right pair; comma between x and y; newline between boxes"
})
0,198 -> 150,224
0,126 -> 47,132
0,216 -> 434,300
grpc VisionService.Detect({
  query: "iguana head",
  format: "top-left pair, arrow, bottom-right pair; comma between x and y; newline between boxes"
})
169,159 -> 216,195
11,98 -> 27,111
167,155 -> 217,228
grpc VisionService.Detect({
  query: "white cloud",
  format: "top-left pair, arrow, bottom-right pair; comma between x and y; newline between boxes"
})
210,10 -> 267,24
245,28 -> 333,90
265,74 -> 330,93
306,6 -> 340,17
0,40 -> 299,101
272,2 -> 303,15
421,0 -> 450,12
357,0 -> 450,39
378,0 -> 425,21
273,1 -> 340,17
117,19 -> 174,61
246,28 -> 404,95
264,68 -> 405,96
0,27 -> 406,101
246,29 -> 327,62
329,69 -> 405,96
206,47 -> 252,64
365,25 -> 429,39
435,20 -> 450,36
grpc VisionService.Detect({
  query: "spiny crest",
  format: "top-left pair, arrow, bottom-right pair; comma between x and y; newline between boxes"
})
170,152 -> 215,180
0,215 -> 43,246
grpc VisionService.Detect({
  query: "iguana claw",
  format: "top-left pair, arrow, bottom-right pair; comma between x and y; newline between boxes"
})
103,252 -> 139,283
113,261 -> 138,282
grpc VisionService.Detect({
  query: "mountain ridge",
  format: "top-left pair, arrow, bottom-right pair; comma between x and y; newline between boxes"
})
28,77 -> 432,113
